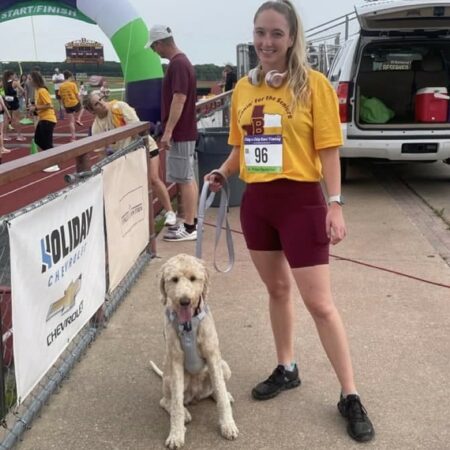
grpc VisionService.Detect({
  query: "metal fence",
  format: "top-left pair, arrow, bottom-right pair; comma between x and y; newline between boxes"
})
305,12 -> 358,74
0,131 -> 155,448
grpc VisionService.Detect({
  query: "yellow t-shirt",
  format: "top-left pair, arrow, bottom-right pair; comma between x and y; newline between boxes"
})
228,69 -> 343,183
59,80 -> 79,108
91,100 -> 157,152
35,88 -> 57,123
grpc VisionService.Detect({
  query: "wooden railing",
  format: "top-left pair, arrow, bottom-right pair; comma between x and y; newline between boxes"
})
0,122 -> 157,254
0,123 -> 149,185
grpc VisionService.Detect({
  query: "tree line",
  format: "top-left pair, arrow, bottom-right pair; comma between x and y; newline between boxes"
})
0,61 -> 227,81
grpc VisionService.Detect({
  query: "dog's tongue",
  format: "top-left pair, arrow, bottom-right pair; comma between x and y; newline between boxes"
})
179,305 -> 192,324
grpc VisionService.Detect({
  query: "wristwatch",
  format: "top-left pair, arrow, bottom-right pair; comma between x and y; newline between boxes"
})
328,194 -> 345,206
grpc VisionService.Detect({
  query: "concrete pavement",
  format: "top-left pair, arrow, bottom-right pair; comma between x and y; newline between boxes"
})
15,165 -> 450,450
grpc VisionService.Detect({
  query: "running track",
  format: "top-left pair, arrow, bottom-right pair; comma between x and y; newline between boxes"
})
0,113 -> 98,217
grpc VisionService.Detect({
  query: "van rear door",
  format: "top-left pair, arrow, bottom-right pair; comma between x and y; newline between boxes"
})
356,1 -> 450,33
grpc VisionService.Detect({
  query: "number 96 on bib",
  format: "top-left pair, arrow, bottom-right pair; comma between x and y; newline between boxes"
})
244,135 -> 283,173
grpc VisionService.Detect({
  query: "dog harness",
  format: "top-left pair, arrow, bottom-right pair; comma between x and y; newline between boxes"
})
165,305 -> 209,375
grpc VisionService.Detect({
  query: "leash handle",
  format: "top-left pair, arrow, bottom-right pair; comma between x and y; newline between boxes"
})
196,171 -> 235,273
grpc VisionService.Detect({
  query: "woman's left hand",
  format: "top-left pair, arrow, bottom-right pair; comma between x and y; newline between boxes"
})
326,204 -> 346,245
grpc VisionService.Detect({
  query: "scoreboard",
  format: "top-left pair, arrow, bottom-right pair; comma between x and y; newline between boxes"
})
65,38 -> 104,64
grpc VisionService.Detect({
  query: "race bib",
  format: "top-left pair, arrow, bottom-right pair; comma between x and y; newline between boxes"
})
244,135 -> 282,173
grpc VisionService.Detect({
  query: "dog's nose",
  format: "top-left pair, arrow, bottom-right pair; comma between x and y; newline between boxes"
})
179,296 -> 191,307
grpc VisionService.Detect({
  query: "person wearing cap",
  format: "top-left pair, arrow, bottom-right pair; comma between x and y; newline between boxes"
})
146,24 -> 198,242
51,68 -> 65,118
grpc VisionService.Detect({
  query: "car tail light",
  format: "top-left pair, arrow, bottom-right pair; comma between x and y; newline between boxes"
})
336,82 -> 350,123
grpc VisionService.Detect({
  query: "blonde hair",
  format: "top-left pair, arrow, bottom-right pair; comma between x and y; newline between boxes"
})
254,0 -> 310,109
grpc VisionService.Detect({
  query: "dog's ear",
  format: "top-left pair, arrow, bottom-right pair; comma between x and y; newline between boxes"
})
201,261 -> 210,301
158,264 -> 167,305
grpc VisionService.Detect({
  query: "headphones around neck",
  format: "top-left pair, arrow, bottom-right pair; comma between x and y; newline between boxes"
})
248,67 -> 287,88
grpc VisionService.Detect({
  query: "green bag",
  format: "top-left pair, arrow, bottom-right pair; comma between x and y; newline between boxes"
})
360,95 -> 395,124
30,139 -> 38,155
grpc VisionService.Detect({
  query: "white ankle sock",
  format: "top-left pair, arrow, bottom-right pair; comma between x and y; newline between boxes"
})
342,391 -> 359,398
283,362 -> 296,372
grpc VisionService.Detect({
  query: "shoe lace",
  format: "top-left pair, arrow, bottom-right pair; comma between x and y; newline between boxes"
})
346,396 -> 368,422
265,366 -> 285,385
174,225 -> 186,236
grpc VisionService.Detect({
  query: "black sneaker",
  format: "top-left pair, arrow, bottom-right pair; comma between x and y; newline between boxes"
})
251,365 -> 301,400
337,394 -> 375,442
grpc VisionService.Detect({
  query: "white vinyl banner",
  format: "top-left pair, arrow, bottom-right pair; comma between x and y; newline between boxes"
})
9,176 -> 106,403
102,147 -> 149,292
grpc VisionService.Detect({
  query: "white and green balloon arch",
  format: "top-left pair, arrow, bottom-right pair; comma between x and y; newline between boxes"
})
0,0 -> 163,123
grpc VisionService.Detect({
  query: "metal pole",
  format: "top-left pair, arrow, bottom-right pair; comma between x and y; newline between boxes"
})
305,12 -> 355,34
146,149 -> 157,256
0,290 -> 6,421
345,14 -> 349,41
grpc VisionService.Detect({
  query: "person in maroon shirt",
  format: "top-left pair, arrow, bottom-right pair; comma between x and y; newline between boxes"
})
146,24 -> 199,242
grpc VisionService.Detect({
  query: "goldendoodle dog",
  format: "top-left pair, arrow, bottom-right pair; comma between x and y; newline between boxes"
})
150,253 -> 238,449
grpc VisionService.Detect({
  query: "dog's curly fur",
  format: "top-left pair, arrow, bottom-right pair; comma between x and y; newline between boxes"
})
151,253 -> 238,449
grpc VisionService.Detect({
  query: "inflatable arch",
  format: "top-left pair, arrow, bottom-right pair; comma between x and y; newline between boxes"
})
0,0 -> 163,123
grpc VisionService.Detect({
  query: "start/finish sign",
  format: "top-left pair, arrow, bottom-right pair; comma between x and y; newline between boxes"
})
0,1 -> 94,24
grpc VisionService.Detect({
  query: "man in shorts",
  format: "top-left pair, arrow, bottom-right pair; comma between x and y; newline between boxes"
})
146,24 -> 198,242
58,71 -> 82,141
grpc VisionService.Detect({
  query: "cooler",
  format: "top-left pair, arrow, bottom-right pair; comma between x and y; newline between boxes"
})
415,87 -> 449,123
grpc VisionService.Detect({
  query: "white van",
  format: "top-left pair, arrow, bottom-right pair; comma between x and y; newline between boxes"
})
328,0 -> 450,175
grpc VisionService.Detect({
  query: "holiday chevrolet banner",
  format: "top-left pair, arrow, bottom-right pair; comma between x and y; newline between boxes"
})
102,146 -> 149,292
9,176 -> 105,403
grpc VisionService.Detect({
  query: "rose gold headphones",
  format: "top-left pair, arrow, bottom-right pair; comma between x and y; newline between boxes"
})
248,67 -> 287,88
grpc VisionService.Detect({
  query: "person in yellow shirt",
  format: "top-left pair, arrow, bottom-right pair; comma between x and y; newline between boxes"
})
59,70 -> 82,141
29,71 -> 59,172
84,93 -> 176,226
205,0 -> 374,443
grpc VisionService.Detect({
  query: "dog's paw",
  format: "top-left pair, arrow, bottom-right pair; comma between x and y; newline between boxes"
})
220,420 -> 239,440
184,407 -> 192,424
165,431 -> 185,449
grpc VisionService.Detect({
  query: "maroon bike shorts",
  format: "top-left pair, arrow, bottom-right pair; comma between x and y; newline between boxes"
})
240,179 -> 330,268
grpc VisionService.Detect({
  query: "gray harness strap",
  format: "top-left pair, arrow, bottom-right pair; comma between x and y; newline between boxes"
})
166,305 -> 209,374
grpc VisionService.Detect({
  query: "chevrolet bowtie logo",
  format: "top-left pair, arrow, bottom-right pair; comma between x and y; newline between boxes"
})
46,275 -> 82,321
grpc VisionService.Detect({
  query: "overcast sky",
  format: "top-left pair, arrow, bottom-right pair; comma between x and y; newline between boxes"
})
1,0 -> 362,65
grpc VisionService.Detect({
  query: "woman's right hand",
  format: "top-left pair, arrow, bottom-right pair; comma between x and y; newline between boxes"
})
204,169 -> 226,192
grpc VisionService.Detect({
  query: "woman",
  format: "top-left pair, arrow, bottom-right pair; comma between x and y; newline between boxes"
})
29,71 -> 59,172
0,94 -> 12,155
84,92 -> 176,225
206,0 -> 374,443
58,70 -> 81,141
18,73 -> 27,113
2,70 -> 25,141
